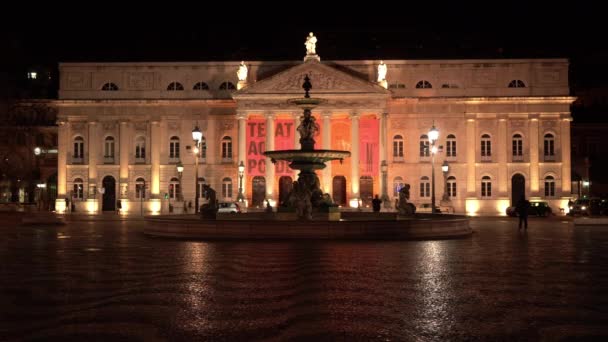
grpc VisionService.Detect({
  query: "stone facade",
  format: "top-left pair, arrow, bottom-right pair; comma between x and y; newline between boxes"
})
56,58 -> 574,215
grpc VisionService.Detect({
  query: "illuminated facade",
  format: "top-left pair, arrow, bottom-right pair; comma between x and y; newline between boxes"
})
55,52 -> 574,215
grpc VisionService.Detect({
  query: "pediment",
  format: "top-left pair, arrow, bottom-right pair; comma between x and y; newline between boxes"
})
233,60 -> 389,98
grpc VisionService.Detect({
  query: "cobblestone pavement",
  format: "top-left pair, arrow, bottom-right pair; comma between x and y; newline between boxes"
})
1,217 -> 607,341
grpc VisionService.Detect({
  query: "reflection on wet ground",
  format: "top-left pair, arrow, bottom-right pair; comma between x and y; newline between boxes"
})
1,218 -> 607,340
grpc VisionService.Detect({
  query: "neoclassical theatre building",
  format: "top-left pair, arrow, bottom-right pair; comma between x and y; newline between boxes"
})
55,35 -> 574,215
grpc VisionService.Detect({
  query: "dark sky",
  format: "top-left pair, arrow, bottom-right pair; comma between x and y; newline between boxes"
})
1,8 -> 607,103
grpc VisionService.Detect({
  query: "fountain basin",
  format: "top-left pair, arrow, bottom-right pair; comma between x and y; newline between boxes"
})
264,149 -> 351,170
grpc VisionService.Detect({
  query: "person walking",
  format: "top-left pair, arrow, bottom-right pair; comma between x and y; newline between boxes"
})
372,194 -> 382,213
516,196 -> 530,230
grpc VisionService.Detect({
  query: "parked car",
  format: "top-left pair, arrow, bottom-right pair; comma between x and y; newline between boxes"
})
506,201 -> 553,217
217,202 -> 241,213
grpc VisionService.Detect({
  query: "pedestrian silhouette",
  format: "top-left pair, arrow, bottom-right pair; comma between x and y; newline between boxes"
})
516,196 -> 530,230
372,194 -> 382,213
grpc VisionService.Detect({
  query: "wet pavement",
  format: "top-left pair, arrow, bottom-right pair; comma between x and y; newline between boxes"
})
1,217 -> 607,341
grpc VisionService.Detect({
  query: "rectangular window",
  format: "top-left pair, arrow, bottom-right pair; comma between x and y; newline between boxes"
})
223,183 -> 233,198
481,182 -> 492,197
545,182 -> 555,197
448,183 -> 456,197
447,140 -> 456,157
420,141 -> 429,157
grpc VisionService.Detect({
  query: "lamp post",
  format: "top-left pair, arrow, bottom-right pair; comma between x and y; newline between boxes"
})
380,160 -> 390,208
441,160 -> 450,204
192,125 -> 203,214
428,124 -> 439,214
237,160 -> 245,203
176,161 -> 184,202
36,183 -> 46,211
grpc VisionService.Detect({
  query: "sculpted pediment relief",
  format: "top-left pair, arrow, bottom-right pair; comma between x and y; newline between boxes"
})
234,61 -> 389,97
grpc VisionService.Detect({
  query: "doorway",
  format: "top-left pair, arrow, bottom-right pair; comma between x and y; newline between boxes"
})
360,176 -> 373,207
102,175 -> 116,211
252,176 -> 266,208
332,176 -> 347,206
511,173 -> 526,205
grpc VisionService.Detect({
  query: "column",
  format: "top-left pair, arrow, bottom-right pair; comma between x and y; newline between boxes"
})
529,117 -> 539,198
265,112 -> 275,201
150,120 -> 161,197
379,112 -> 389,206
561,118 -> 572,195
350,112 -> 360,204
322,112 -> 332,194
119,121 -> 130,199
466,119 -> 476,196
237,112 -> 247,197
88,121 -> 98,196
203,118 -> 216,190
498,118 -> 508,195
56,121 -> 69,212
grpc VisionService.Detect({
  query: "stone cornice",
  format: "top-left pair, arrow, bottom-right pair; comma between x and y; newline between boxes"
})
391,96 -> 576,105
53,99 -> 236,107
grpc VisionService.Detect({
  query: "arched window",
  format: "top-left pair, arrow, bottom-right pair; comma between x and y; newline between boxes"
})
544,176 -> 556,197
169,136 -> 180,160
193,82 -> 209,90
447,176 -> 457,197
420,176 -> 430,198
73,136 -> 84,160
544,133 -> 555,159
512,134 -> 523,160
481,134 -> 492,160
222,177 -> 233,198
169,177 -> 179,199
104,136 -> 115,158
419,134 -> 430,157
221,136 -> 232,160
219,82 -> 236,90
197,177 -> 206,199
393,135 -> 404,160
101,82 -> 119,91
415,80 -> 433,89
135,178 -> 146,199
508,80 -> 526,88
481,176 -> 492,198
393,177 -> 404,197
135,136 -> 146,161
73,178 -> 84,199
446,134 -> 456,157
167,82 -> 184,91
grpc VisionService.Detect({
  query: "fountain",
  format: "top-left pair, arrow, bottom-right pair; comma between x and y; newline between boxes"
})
263,75 -> 350,220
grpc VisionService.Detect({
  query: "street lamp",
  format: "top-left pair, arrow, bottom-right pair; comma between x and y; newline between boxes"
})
380,160 -> 390,208
428,124 -> 439,214
176,161 -> 184,202
192,125 -> 202,214
36,183 -> 46,211
441,160 -> 450,204
237,160 -> 245,202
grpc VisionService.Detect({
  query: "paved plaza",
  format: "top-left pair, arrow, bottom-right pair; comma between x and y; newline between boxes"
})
1,217 -> 607,340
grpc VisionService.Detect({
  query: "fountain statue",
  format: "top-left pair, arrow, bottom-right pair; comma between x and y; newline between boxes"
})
264,75 -> 350,220
397,184 -> 416,216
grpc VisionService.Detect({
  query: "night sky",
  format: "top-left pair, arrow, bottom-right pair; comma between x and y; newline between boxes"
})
1,9 -> 607,121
